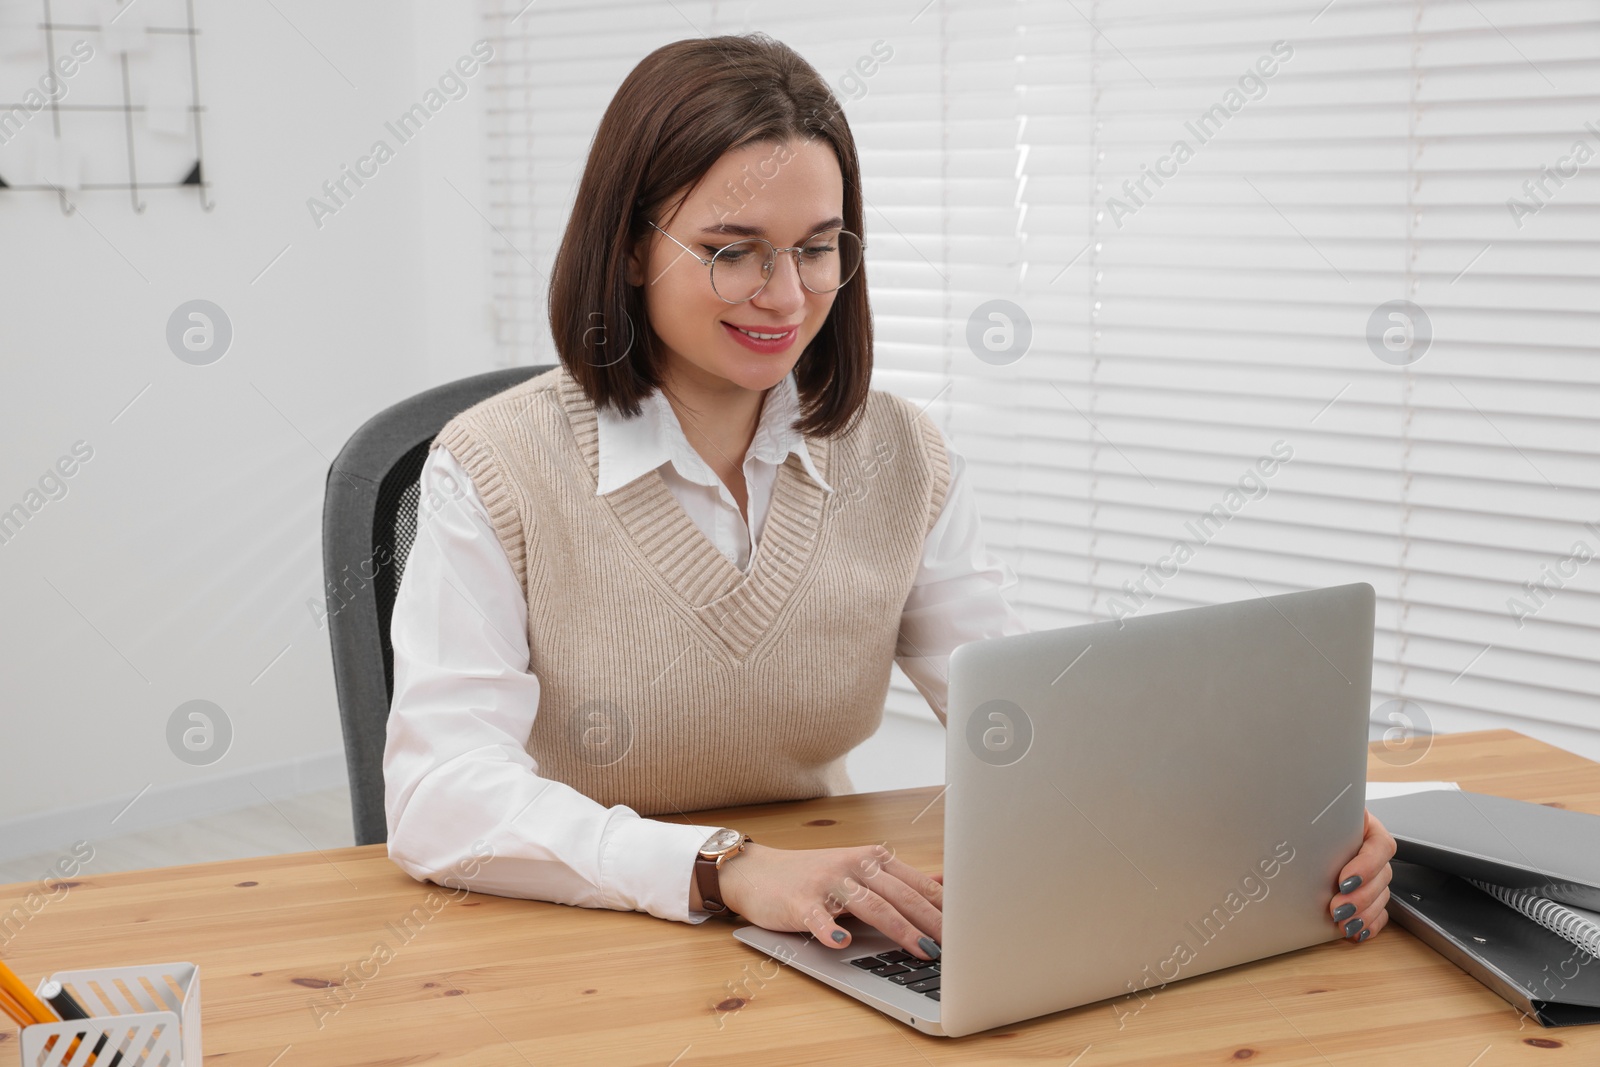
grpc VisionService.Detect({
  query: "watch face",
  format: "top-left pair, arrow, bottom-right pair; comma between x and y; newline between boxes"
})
704,828 -> 741,854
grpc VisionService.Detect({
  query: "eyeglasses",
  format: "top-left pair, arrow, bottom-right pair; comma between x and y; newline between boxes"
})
647,220 -> 864,304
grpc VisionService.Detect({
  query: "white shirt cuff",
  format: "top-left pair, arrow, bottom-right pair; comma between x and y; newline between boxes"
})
600,817 -> 726,924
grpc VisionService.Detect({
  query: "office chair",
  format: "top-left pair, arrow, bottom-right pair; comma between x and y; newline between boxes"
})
322,363 -> 555,845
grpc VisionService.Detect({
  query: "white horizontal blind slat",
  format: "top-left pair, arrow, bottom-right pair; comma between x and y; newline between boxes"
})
1002,0 -> 1600,736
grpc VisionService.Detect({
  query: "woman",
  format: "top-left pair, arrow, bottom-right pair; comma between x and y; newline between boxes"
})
383,32 -> 1397,968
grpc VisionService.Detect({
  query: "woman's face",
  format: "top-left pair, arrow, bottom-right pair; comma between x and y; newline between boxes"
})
628,138 -> 845,400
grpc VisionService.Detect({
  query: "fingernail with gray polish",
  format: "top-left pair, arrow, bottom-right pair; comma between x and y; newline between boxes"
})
918,936 -> 941,959
1333,903 -> 1356,922
1359,929 -> 1371,942
832,930 -> 846,943
1344,917 -> 1364,938
1339,874 -> 1363,893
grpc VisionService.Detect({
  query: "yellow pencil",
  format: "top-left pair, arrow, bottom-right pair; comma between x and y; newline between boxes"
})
0,961 -> 96,1064
0,960 -> 56,1025
0,984 -> 33,1027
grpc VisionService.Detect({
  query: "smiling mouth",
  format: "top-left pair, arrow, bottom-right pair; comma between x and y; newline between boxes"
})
725,323 -> 797,341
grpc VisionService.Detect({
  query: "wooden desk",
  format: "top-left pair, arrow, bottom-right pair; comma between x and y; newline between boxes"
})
2,728 -> 1596,1065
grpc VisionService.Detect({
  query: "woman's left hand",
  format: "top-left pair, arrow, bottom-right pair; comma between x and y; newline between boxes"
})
1330,808 -> 1398,942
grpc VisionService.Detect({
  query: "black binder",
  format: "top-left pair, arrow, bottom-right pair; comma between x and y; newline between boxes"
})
1369,791 -> 1600,1027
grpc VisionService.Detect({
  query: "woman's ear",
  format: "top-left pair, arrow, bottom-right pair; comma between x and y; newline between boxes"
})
625,235 -> 647,287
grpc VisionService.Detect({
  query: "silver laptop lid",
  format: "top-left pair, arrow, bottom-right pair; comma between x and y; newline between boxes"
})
940,583 -> 1374,1037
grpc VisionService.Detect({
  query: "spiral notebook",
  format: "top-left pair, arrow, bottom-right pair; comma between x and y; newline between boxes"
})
1468,879 -> 1600,962
1369,789 -> 1600,1027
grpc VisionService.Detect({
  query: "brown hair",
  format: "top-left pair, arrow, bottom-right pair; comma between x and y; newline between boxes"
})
547,33 -> 870,438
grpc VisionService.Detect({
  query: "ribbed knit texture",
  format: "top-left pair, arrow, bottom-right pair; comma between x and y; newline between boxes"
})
430,366 -> 951,816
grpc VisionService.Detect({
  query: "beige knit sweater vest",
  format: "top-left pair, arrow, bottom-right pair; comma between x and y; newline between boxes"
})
429,366 -> 951,816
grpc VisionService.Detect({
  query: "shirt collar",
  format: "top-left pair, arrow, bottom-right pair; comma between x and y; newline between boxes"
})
594,371 -> 833,496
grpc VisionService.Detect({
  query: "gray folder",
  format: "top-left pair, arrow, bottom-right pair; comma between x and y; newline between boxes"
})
1369,791 -> 1600,1027
1386,861 -> 1600,1026
1369,790 -> 1600,911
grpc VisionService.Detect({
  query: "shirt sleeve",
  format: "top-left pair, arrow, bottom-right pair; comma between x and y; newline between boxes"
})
383,445 -> 725,923
895,423 -> 1031,726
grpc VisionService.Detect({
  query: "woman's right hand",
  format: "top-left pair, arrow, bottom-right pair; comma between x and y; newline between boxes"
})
711,842 -> 944,961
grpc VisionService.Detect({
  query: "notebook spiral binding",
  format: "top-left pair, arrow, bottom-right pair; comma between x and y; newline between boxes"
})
17,962 -> 201,1067
1469,879 -> 1600,962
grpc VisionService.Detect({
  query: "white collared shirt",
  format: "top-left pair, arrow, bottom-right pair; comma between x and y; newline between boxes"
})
383,372 -> 1028,924
593,372 -> 833,571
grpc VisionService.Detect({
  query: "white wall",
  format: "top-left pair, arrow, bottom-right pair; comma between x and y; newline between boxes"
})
0,0 -> 496,857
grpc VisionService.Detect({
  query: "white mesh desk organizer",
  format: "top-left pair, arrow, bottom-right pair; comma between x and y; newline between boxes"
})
19,962 -> 201,1066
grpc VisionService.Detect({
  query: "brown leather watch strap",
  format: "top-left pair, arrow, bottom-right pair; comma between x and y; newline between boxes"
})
694,852 -> 730,915
695,834 -> 751,916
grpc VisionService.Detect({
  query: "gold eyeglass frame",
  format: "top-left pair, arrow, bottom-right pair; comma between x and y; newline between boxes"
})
646,219 -> 865,304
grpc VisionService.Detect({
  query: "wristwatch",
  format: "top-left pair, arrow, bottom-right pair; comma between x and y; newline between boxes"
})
695,828 -> 752,916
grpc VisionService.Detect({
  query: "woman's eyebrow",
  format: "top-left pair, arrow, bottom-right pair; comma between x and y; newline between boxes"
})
698,216 -> 845,238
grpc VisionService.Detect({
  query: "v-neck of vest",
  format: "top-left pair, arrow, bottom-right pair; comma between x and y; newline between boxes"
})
555,369 -> 833,659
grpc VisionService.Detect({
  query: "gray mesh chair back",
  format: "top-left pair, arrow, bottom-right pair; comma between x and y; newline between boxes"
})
322,364 -> 554,845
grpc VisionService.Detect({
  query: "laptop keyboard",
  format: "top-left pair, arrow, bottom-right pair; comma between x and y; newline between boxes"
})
847,949 -> 941,1001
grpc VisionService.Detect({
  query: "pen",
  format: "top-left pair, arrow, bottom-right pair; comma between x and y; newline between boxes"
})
40,980 -> 122,1066
37,980 -> 86,1018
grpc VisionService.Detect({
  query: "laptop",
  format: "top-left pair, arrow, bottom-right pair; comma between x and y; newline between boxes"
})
734,582 -> 1375,1037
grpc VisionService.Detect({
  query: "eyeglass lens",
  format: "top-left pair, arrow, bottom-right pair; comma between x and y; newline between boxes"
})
710,231 -> 862,302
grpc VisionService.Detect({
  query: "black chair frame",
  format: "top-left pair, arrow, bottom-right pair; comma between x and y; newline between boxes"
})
322,364 -> 554,845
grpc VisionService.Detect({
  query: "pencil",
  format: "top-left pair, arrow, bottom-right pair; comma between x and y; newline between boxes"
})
0,961 -> 56,1025
0,984 -> 33,1027
0,963 -> 95,1065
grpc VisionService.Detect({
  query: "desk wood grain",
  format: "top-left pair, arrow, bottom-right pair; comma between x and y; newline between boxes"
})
2,729 -> 1596,1065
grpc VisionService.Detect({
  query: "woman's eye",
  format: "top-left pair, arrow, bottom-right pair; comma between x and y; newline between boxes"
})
803,244 -> 836,258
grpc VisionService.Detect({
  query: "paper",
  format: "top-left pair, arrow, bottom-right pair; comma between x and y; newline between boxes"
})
0,0 -> 40,59
144,80 -> 189,137
98,3 -> 150,55
32,137 -> 82,190
1366,780 -> 1460,800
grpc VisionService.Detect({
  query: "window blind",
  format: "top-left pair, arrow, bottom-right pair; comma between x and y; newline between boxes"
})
479,0 -> 1600,748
